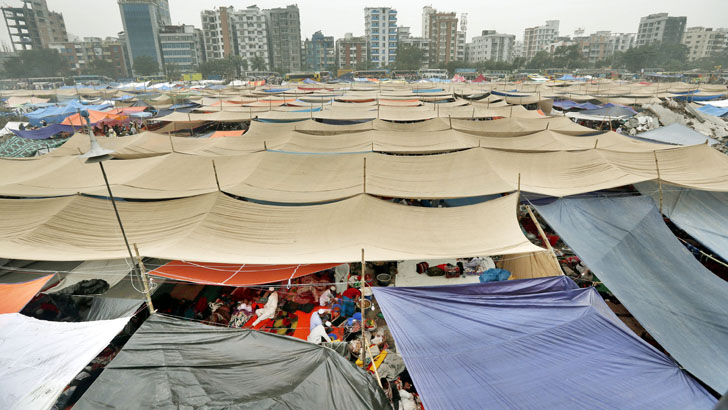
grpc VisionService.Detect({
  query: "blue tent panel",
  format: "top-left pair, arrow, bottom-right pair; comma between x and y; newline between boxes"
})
636,182 -> 728,262
11,124 -> 75,140
536,196 -> 728,393
373,277 -> 715,410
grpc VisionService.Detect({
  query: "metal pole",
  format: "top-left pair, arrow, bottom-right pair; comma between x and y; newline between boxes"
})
98,161 -> 136,266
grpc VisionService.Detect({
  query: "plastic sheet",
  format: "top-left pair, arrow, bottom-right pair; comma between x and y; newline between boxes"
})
536,196 -> 728,392
74,314 -> 390,409
373,278 -> 716,410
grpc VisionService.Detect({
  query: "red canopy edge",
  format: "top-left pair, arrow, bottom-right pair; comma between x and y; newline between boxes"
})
149,261 -> 341,287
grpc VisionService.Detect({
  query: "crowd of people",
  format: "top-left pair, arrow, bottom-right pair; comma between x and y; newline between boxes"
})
93,121 -> 145,137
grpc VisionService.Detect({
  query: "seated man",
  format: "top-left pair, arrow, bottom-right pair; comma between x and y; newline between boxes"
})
307,321 -> 332,345
341,286 -> 361,318
252,287 -> 278,326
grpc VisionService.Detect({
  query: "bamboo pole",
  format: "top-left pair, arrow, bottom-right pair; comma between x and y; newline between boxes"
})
525,206 -> 564,275
355,249 -> 383,389
654,151 -> 663,214
363,157 -> 367,194
169,135 -> 175,152
133,244 -> 156,314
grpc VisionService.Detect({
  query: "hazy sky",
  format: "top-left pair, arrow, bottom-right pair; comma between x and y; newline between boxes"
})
1,0 -> 727,47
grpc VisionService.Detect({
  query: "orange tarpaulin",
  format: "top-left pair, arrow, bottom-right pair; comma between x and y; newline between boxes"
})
210,130 -> 245,138
61,110 -> 125,126
150,261 -> 341,286
0,275 -> 53,314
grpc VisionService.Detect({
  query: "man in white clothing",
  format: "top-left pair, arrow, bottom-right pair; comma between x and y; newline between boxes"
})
307,321 -> 332,344
252,287 -> 278,326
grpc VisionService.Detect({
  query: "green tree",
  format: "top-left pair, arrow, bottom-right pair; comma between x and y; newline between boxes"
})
2,49 -> 69,78
250,54 -> 267,71
551,45 -> 588,69
133,56 -> 160,76
84,59 -> 117,79
394,44 -> 425,70
526,51 -> 553,69
164,63 -> 180,81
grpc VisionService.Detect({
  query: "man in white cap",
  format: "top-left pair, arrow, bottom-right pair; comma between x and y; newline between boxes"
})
307,321 -> 332,344
310,308 -> 327,330
252,287 -> 278,326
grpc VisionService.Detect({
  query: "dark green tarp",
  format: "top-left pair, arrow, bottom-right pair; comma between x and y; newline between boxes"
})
75,314 -> 390,410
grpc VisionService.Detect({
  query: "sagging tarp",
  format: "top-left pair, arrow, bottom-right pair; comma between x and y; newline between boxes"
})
85,297 -> 143,321
496,251 -> 562,278
0,275 -> 52,313
11,124 -> 75,140
0,192 -> 541,264
633,123 -> 717,146
74,314 -> 390,410
3,143 -> 723,202
636,182 -> 728,262
0,313 -> 130,410
47,259 -> 133,294
373,278 -> 715,410
150,261 -> 341,286
536,196 -> 728,392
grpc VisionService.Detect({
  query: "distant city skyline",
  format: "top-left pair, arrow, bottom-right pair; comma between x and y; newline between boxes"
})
1,0 -> 727,49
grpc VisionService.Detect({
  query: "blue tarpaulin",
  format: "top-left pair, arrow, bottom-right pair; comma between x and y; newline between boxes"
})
553,100 -> 602,110
536,196 -> 728,393
11,124 -> 75,140
373,277 -> 715,410
636,182 -> 728,262
25,100 -> 113,126
632,123 -> 717,146
697,104 -> 728,118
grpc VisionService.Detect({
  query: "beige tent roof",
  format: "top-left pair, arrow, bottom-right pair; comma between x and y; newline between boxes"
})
452,116 -> 594,136
5,145 -> 728,201
0,192 -> 541,263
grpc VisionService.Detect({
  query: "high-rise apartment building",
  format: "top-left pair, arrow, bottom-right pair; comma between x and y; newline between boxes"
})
523,20 -> 559,59
264,5 -> 302,72
2,0 -> 68,51
336,33 -> 367,70
364,7 -> 398,68
422,9 -> 459,65
636,13 -> 687,46
466,30 -> 515,63
118,0 -> 171,74
682,27 -> 727,61
200,6 -> 235,60
233,6 -> 269,68
304,31 -> 335,71
159,25 -> 205,73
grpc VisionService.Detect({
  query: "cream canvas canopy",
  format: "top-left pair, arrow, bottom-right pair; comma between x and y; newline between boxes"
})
1,145 -> 726,201
0,193 -> 541,263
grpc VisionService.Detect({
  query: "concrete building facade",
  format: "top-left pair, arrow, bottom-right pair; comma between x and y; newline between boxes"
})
50,37 -> 129,79
264,5 -> 302,73
364,7 -> 397,68
682,27 -> 727,61
397,26 -> 430,68
2,0 -> 68,51
423,9 -> 459,65
233,6 -> 269,68
304,31 -> 335,71
159,25 -> 205,73
466,30 -> 515,63
336,33 -> 367,70
523,20 -> 559,59
636,13 -> 687,46
200,6 -> 235,60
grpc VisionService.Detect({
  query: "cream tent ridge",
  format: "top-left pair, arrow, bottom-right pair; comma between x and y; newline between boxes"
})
2,145 -> 727,201
0,192 -> 542,263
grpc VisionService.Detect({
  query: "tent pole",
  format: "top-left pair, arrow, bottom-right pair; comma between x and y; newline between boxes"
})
212,160 -> 221,191
593,138 -> 599,149
360,248 -> 366,368
448,115 -> 452,129
526,205 -> 564,275
363,157 -> 367,194
654,151 -> 663,214
169,135 -> 175,153
133,243 -> 156,314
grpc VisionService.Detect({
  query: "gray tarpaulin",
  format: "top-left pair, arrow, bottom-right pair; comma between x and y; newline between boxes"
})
536,196 -> 728,393
636,182 -> 728,262
75,314 -> 390,410
85,297 -> 144,321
